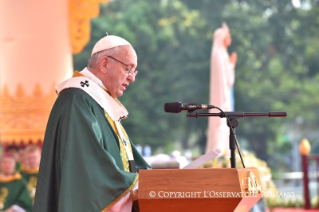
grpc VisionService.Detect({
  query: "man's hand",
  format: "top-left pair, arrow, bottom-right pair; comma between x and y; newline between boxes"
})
130,189 -> 138,201
229,52 -> 237,66
130,189 -> 139,212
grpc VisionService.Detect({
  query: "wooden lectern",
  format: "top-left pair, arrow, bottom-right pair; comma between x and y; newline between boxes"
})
137,168 -> 262,212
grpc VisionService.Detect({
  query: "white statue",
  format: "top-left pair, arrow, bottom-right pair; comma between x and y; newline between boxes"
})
206,22 -> 237,154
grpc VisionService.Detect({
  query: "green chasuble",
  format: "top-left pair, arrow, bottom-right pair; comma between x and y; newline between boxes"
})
0,172 -> 33,212
20,167 -> 38,200
15,163 -> 21,171
34,88 -> 151,212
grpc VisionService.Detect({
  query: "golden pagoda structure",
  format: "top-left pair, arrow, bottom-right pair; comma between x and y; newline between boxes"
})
0,0 -> 106,148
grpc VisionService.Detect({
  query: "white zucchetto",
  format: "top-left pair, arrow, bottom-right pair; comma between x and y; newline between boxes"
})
91,33 -> 131,55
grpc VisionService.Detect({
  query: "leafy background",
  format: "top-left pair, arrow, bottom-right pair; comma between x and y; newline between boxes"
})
73,0 -> 319,176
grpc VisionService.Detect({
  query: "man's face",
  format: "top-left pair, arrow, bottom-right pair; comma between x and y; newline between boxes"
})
0,157 -> 16,176
102,45 -> 137,98
26,150 -> 41,169
6,149 -> 19,161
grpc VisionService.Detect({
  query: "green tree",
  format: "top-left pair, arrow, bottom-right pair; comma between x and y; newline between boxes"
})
74,0 -> 210,153
73,0 -> 319,173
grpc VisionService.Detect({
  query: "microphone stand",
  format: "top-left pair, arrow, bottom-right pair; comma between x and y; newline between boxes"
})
187,111 -> 287,168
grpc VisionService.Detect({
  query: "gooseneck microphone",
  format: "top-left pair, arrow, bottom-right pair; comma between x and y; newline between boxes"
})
164,102 -> 215,113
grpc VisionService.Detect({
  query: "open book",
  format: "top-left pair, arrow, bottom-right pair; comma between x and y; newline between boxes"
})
182,148 -> 221,169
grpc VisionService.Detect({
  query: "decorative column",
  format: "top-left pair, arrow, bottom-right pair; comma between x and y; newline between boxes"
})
299,138 -> 311,209
0,0 -> 107,148
0,0 -> 72,147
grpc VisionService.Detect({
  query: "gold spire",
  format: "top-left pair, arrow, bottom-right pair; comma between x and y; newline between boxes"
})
69,0 -> 109,54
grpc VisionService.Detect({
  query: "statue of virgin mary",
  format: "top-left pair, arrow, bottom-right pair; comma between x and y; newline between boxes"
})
206,22 -> 237,154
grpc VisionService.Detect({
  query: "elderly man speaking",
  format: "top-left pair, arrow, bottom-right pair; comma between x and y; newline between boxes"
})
34,34 -> 151,212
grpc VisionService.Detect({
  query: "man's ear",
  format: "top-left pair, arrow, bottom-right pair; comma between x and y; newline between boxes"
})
99,56 -> 109,73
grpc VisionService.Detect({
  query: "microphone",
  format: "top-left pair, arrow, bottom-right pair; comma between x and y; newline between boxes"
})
164,102 -> 215,113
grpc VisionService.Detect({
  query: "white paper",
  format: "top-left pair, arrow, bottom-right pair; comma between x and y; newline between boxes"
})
182,148 -> 221,169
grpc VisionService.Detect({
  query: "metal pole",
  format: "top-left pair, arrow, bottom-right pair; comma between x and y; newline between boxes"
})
302,154 -> 310,209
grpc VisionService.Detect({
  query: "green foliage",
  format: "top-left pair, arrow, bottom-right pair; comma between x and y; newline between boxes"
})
73,0 -> 319,173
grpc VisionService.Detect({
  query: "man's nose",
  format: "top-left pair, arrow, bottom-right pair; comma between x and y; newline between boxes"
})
127,71 -> 137,82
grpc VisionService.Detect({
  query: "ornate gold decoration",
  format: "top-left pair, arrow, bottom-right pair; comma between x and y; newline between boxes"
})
0,84 -> 57,146
242,171 -> 262,195
28,176 -> 38,200
0,187 -> 8,210
69,0 -> 109,54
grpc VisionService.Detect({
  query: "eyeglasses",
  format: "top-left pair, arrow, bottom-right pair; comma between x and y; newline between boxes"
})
107,56 -> 136,76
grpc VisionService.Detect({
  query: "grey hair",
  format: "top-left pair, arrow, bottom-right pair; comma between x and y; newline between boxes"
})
87,47 -> 121,69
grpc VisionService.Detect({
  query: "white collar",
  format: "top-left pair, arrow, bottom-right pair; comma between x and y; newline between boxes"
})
55,72 -> 129,122
80,68 -> 107,90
